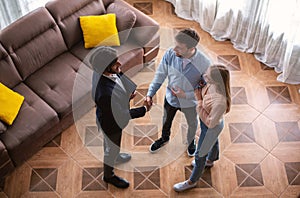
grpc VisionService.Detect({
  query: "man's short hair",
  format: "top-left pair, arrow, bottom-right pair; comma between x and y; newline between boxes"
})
89,46 -> 118,73
175,28 -> 200,48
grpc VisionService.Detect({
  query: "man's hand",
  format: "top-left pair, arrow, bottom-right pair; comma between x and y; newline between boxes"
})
143,100 -> 152,112
146,96 -> 153,106
171,86 -> 186,98
143,96 -> 153,112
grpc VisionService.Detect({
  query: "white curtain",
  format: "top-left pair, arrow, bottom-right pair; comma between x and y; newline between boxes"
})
0,0 -> 29,29
0,0 -> 48,29
166,0 -> 300,84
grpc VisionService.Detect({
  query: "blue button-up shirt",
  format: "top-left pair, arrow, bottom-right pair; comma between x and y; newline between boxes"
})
147,47 -> 211,108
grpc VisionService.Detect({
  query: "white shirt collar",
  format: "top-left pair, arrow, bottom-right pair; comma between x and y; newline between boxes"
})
103,74 -> 126,91
103,73 -> 118,82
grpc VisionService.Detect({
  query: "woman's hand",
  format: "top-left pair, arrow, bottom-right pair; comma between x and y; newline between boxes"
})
194,88 -> 202,101
199,107 -> 210,126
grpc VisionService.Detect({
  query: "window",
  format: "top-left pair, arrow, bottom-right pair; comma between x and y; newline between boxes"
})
0,0 -> 49,29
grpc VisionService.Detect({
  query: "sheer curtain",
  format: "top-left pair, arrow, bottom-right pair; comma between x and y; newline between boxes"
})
0,0 -> 49,29
166,0 -> 300,84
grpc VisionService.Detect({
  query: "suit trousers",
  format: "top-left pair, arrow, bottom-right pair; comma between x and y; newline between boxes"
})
97,119 -> 122,178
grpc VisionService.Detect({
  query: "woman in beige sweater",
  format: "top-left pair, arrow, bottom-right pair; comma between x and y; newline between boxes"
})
174,64 -> 231,192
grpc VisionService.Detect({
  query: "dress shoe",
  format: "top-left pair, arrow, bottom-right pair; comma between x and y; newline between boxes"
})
103,175 -> 130,188
115,153 -> 131,164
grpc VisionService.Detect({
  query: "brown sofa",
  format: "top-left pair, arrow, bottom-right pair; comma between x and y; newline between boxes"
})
0,0 -> 159,182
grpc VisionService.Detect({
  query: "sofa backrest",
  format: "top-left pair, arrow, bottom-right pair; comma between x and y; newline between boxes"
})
103,0 -> 115,8
0,43 -> 22,88
0,7 -> 67,80
46,0 -> 106,49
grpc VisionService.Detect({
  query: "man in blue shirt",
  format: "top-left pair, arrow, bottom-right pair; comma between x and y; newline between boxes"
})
146,28 -> 211,156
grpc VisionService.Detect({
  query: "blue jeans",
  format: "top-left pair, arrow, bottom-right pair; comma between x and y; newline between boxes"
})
189,119 -> 224,183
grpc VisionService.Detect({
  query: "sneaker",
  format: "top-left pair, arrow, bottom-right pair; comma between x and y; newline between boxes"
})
191,159 -> 195,167
149,137 -> 169,153
187,140 -> 196,157
173,180 -> 197,192
191,159 -> 214,168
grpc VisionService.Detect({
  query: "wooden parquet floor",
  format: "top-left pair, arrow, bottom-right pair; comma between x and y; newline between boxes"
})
1,0 -> 300,197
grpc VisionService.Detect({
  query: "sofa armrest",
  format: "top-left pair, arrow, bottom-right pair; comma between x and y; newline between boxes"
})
113,0 -> 160,47
0,140 -> 15,180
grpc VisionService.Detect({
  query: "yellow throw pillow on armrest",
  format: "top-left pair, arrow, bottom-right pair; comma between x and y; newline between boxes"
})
79,14 -> 120,48
0,83 -> 24,125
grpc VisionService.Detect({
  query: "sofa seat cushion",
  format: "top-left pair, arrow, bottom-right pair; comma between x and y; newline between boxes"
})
69,41 -> 92,64
25,52 -> 93,118
0,83 -> 59,165
70,41 -> 143,76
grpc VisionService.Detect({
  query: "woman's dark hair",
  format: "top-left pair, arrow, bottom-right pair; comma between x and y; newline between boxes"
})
175,28 -> 200,48
210,64 -> 231,113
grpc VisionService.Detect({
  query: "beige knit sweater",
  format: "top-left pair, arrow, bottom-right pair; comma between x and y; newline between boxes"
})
195,84 -> 227,128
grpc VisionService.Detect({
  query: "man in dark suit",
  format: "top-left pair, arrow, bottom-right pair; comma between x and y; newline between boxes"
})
90,46 -> 151,189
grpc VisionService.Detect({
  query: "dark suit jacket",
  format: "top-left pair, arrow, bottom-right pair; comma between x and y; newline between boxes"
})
94,73 -> 146,133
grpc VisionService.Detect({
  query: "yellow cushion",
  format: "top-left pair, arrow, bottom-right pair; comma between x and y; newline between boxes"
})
0,83 -> 24,125
79,14 -> 120,48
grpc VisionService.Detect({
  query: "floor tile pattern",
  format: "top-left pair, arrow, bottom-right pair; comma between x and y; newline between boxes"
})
133,2 -> 153,15
1,0 -> 300,197
134,166 -> 160,190
82,167 -> 107,191
29,168 -> 58,192
217,55 -> 241,71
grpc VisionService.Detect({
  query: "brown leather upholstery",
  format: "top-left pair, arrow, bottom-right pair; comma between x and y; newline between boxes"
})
0,83 -> 59,166
0,8 -> 67,80
114,0 -> 159,46
25,52 -> 92,118
0,141 -> 14,180
113,0 -> 160,64
0,44 -> 22,88
46,0 -> 106,49
102,0 -> 115,7
0,0 -> 159,182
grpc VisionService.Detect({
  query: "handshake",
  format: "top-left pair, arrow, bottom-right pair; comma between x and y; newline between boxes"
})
130,91 -> 153,112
